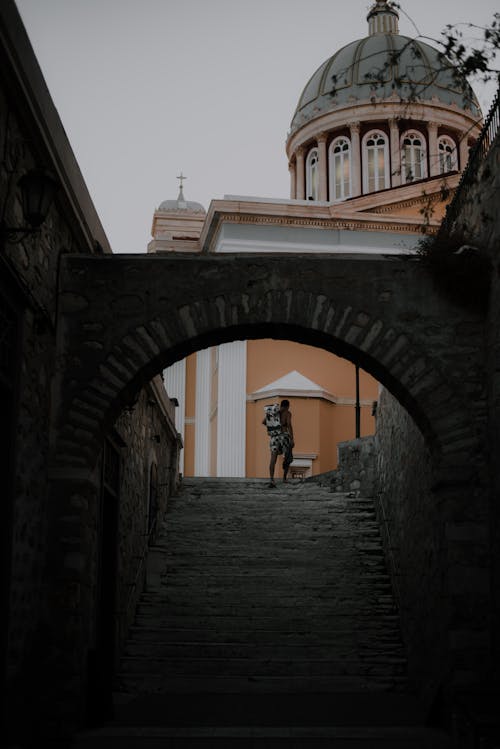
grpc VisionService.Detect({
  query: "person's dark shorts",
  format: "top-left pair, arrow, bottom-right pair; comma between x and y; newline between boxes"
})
269,432 -> 293,469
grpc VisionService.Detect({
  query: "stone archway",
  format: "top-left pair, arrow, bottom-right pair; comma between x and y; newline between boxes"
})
54,252 -> 486,487
47,250 -> 490,727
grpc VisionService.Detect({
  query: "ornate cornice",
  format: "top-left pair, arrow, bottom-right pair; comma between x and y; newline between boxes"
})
367,187 -> 456,215
213,212 -> 436,236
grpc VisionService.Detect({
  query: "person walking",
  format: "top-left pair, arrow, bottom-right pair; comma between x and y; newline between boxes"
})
262,399 -> 294,488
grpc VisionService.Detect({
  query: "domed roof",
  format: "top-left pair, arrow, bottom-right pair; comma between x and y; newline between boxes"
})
158,186 -> 205,213
290,5 -> 481,134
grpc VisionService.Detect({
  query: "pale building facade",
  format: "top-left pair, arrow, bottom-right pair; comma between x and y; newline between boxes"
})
148,0 -> 482,478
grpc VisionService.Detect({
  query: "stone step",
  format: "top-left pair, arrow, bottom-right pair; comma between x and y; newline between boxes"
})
115,673 -> 409,694
140,591 -> 393,605
123,640 -> 406,660
72,725 -> 451,749
147,576 -> 391,589
134,612 -> 399,629
138,597 -> 395,610
72,691 -> 451,747
147,568 -> 391,581
134,607 -> 401,622
115,478 -> 407,708
180,515 -> 380,524
126,625 -> 404,645
119,653 -> 407,678
168,496 -> 375,507
136,598 -> 397,612
159,521 -> 383,531
149,563 -> 390,576
114,691 -> 430,725
72,725 -> 451,748
71,734 -> 449,748
130,627 -> 403,649
167,508 -> 378,517
171,489 -> 372,497
157,558 -> 386,569
134,608 -> 401,626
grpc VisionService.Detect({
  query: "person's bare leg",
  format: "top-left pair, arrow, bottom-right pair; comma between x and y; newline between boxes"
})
269,451 -> 277,487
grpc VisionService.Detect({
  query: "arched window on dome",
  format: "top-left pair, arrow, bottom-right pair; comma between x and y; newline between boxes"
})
401,130 -> 427,183
362,131 -> 389,194
306,147 -> 319,201
437,135 -> 458,174
329,137 -> 352,202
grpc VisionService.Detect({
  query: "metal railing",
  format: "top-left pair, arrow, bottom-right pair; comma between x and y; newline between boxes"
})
440,85 -> 500,236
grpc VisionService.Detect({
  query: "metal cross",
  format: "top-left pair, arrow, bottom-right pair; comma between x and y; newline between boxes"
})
177,172 -> 186,190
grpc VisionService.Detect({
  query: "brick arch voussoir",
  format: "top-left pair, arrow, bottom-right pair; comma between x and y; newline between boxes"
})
353,319 -> 479,484
55,320 -> 167,472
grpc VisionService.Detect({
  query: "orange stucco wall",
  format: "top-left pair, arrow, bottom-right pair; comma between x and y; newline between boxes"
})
247,397 -> 375,478
182,339 -> 378,478
245,340 -> 378,478
246,339 -> 377,397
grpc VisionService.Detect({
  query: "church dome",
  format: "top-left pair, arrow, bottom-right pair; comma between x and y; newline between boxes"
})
158,198 -> 205,213
149,179 -> 206,253
285,0 -> 483,204
158,185 -> 205,213
290,4 -> 481,134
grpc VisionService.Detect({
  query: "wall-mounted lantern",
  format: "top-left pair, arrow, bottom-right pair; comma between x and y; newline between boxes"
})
0,168 -> 58,248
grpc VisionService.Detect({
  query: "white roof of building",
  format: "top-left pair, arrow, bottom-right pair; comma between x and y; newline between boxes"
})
249,370 -> 336,403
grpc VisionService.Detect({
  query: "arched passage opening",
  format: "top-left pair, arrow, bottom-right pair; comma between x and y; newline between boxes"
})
164,337 -> 381,480
162,333 -> 424,481
55,314 -> 477,488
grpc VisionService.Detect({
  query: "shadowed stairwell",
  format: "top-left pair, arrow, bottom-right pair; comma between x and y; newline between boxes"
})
73,478 -> 451,748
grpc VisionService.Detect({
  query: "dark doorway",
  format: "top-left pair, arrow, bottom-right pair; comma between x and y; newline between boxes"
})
0,283 -> 21,724
87,437 -> 120,725
148,462 -> 158,538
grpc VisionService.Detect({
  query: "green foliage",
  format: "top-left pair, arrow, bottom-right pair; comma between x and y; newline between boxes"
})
440,13 -> 500,84
329,6 -> 500,107
416,230 -> 491,314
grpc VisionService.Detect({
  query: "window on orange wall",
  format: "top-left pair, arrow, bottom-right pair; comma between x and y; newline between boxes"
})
438,135 -> 457,174
329,137 -> 352,201
306,147 -> 319,200
362,131 -> 389,193
401,130 -> 427,183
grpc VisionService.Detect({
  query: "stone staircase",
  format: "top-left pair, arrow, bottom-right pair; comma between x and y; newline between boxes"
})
73,477 -> 451,747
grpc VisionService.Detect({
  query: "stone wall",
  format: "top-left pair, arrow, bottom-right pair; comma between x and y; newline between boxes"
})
447,125 -> 500,683
0,74 -> 91,738
374,387 -> 491,713
4,304 -> 56,732
374,388 -> 444,705
113,377 -> 181,661
1,5 -> 183,742
80,377 -> 181,726
312,404 -> 455,704
314,436 -> 377,496
324,379 -> 494,712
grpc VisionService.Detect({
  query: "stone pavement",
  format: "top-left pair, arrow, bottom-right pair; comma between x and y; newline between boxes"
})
72,478 -> 451,747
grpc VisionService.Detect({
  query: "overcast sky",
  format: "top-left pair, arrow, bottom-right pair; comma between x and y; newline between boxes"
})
15,0 -> 499,254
